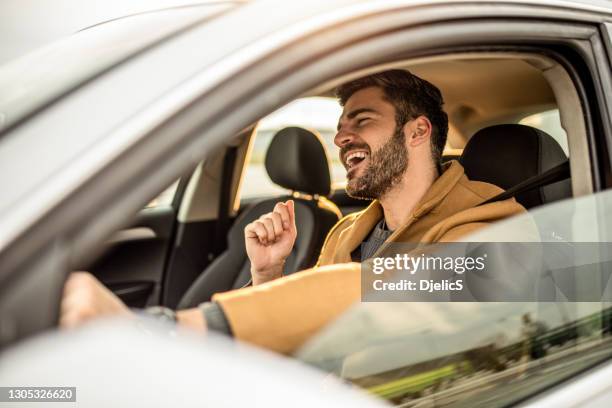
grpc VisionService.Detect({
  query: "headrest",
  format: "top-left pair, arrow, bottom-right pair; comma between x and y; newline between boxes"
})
265,127 -> 331,196
460,124 -> 571,209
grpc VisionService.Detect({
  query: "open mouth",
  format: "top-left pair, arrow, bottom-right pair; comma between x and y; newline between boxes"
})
345,150 -> 369,172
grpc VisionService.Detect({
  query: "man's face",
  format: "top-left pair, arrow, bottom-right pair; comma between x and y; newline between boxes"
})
335,87 -> 409,199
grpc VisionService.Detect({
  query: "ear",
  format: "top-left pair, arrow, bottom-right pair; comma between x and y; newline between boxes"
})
405,116 -> 433,148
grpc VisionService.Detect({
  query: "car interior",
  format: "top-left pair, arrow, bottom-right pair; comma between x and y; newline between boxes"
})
85,51 -> 587,310
3,3 -> 612,405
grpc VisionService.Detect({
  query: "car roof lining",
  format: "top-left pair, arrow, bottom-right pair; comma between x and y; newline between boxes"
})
307,52 -> 559,148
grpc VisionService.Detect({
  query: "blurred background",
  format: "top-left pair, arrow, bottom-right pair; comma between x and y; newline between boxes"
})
0,0 -> 215,64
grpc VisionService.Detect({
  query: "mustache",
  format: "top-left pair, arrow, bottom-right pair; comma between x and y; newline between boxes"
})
339,142 -> 371,161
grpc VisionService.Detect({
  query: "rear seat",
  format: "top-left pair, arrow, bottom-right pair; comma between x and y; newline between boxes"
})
179,127 -> 341,307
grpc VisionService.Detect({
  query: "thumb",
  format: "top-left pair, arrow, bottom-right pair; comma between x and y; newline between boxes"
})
286,200 -> 296,230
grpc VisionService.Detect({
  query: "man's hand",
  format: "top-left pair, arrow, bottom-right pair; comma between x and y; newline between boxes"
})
60,272 -> 132,329
245,200 -> 297,285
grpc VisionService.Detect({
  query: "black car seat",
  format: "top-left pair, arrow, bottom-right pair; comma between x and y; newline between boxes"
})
460,124 -> 571,209
460,125 -> 576,302
178,127 -> 342,308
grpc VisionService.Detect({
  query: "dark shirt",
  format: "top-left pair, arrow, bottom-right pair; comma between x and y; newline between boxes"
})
351,218 -> 394,261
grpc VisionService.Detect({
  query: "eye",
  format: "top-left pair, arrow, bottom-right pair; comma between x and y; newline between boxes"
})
357,117 -> 371,126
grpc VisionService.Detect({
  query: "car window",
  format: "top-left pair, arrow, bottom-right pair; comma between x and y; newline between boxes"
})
241,102 -> 567,201
520,109 -> 569,156
240,97 -> 344,199
298,188 -> 612,406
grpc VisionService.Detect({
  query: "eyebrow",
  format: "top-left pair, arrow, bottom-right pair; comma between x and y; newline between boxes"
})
337,108 -> 380,131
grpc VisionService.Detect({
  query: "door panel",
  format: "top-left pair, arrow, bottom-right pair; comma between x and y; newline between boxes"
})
88,206 -> 176,307
162,218 -> 221,309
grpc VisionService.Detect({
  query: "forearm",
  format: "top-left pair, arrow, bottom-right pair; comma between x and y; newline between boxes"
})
214,263 -> 361,354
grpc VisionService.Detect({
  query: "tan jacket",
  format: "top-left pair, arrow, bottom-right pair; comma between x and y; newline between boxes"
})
213,161 -> 526,354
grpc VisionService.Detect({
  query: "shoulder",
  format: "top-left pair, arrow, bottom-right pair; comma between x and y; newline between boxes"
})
453,197 -> 527,224
438,198 -> 529,240
456,175 -> 505,202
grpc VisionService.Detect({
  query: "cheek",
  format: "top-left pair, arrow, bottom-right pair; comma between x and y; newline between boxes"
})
365,137 -> 387,155
359,131 -> 381,151
367,124 -> 395,146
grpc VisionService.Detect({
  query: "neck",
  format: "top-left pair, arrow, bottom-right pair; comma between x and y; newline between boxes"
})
379,163 -> 439,231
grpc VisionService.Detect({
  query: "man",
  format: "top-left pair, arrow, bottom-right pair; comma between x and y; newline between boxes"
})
61,70 -> 526,354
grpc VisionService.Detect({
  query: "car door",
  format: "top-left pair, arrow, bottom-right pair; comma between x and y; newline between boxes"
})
298,186 -> 612,406
88,139 -> 249,310
86,182 -> 181,308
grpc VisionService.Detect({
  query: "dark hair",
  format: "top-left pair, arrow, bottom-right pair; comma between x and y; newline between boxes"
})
336,69 -> 448,168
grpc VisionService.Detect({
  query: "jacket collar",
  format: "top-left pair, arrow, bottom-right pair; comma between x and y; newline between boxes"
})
334,160 -> 465,261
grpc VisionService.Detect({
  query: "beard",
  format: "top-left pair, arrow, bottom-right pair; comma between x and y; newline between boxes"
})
345,125 -> 408,199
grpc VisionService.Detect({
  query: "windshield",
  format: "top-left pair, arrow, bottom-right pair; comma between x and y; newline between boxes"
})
0,3 -> 234,134
298,189 -> 612,406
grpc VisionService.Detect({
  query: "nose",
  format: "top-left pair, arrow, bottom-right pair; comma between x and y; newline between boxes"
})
334,129 -> 355,148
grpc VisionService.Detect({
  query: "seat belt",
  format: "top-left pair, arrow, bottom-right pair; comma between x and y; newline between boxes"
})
480,160 -> 570,205
213,147 -> 238,256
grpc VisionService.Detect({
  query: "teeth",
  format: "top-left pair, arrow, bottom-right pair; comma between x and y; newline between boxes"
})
345,151 -> 368,167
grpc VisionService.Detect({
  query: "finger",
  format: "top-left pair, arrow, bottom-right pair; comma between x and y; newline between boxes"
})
274,203 -> 291,229
60,290 -> 78,315
286,200 -> 296,230
59,298 -> 85,328
63,271 -> 89,293
260,217 -> 276,242
264,212 -> 284,236
61,279 -> 93,314
244,222 -> 259,239
59,292 -> 93,329
251,221 -> 269,244
245,222 -> 267,242
60,308 -> 92,329
59,310 -> 79,329
62,272 -> 95,309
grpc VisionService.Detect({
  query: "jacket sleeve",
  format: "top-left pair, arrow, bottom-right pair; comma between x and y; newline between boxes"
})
211,262 -> 361,354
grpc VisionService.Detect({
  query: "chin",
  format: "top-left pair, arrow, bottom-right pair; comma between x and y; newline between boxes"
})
346,180 -> 375,200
